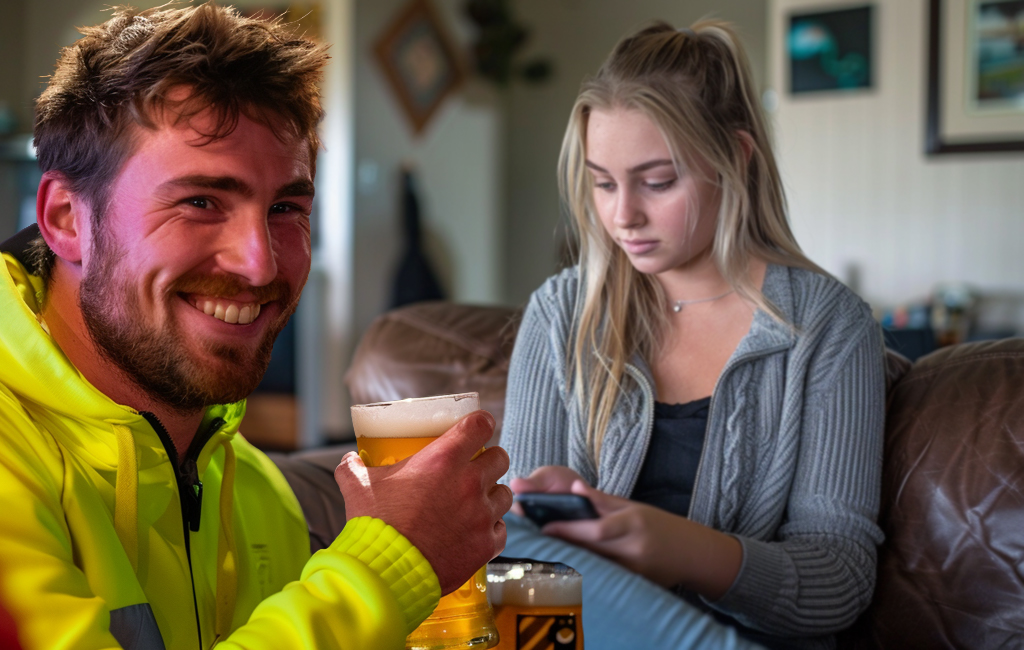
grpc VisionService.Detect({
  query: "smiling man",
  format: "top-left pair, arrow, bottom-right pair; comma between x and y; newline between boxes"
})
0,4 -> 511,650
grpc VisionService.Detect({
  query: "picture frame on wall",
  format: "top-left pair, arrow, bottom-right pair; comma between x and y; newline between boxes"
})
374,0 -> 464,135
787,5 -> 874,95
926,0 -> 1024,154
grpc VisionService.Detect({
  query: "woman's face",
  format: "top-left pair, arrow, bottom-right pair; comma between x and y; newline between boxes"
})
585,107 -> 720,277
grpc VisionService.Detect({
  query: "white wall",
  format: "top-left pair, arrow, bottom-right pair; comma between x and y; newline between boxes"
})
769,0 -> 1024,331
352,0 -> 505,340
502,0 -> 769,306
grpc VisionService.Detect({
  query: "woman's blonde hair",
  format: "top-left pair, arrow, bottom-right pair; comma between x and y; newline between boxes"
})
559,20 -> 825,458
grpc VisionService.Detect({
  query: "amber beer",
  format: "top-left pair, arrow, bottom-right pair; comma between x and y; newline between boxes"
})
487,560 -> 583,650
351,393 -> 499,650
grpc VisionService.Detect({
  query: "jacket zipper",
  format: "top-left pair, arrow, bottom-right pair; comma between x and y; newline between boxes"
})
141,412 -> 225,650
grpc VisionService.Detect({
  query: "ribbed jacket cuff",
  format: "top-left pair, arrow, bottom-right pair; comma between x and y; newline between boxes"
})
708,536 -> 792,626
321,517 -> 441,634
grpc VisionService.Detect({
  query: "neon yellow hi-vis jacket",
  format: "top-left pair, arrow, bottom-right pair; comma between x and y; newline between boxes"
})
0,232 -> 441,650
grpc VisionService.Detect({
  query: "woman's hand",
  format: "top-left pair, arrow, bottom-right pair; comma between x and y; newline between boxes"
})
508,465 -> 587,516
541,480 -> 743,600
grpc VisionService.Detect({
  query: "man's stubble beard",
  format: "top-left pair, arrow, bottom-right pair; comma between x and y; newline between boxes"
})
78,218 -> 296,415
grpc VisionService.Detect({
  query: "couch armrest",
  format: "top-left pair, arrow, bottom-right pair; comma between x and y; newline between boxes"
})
841,338 -> 1024,649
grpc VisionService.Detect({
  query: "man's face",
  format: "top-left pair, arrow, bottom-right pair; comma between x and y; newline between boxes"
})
78,109 -> 314,413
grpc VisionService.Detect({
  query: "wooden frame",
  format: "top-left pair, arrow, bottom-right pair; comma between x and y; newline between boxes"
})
926,0 -> 1024,154
374,0 -> 464,135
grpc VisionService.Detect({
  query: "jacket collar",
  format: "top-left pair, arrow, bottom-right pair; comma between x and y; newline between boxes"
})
1,223 -> 42,270
0,226 -> 245,465
736,262 -> 799,355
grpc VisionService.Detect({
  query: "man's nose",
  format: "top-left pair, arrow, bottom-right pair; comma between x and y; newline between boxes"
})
216,212 -> 278,287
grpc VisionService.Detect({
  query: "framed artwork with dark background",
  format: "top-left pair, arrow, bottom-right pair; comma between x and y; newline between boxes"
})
927,0 -> 1024,154
788,5 -> 874,95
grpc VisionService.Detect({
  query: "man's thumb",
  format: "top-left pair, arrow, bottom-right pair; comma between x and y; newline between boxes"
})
334,451 -> 363,487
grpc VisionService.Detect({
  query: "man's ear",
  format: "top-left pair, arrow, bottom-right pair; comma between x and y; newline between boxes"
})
36,171 -> 90,264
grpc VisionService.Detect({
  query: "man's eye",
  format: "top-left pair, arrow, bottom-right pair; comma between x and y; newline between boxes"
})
270,202 -> 312,218
186,197 -> 211,209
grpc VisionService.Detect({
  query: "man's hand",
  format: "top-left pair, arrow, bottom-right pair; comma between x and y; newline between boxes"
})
334,411 -> 513,595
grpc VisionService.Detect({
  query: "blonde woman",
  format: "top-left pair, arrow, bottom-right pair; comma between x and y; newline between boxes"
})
501,21 -> 885,650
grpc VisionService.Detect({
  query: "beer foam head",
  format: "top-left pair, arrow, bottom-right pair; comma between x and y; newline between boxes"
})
487,561 -> 583,607
351,392 -> 480,439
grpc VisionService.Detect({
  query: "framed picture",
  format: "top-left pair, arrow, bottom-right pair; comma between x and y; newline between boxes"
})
374,0 -> 464,135
788,5 -> 874,94
926,0 -> 1024,154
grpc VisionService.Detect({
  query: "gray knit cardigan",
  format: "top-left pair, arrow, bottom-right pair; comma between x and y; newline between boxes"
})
501,263 -> 886,641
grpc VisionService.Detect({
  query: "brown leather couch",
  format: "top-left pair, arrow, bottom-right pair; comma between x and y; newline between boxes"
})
270,302 -> 1024,648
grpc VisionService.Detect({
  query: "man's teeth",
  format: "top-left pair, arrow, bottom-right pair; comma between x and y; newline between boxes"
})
194,299 -> 262,325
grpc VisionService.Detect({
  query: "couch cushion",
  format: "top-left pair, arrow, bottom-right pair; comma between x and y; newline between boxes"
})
344,302 -> 519,447
845,338 -> 1024,648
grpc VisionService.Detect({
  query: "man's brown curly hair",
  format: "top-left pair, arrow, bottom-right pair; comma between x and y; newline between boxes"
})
30,2 -> 329,282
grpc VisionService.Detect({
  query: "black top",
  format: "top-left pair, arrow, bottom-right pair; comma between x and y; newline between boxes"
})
629,396 -> 711,518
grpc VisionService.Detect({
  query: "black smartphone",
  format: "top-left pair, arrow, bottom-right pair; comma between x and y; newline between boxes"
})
515,493 -> 598,527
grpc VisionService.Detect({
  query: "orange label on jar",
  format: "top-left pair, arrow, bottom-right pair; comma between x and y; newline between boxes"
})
517,613 -> 578,649
492,606 -> 581,650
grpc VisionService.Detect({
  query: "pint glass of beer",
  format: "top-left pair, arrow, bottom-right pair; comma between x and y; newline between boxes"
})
350,393 -> 499,650
487,559 -> 583,650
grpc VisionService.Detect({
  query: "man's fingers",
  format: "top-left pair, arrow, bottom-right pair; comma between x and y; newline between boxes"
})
475,445 -> 510,486
492,517 -> 507,557
418,410 -> 495,465
489,483 -> 515,521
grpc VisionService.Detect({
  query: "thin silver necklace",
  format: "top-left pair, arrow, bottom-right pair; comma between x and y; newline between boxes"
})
670,289 -> 734,313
